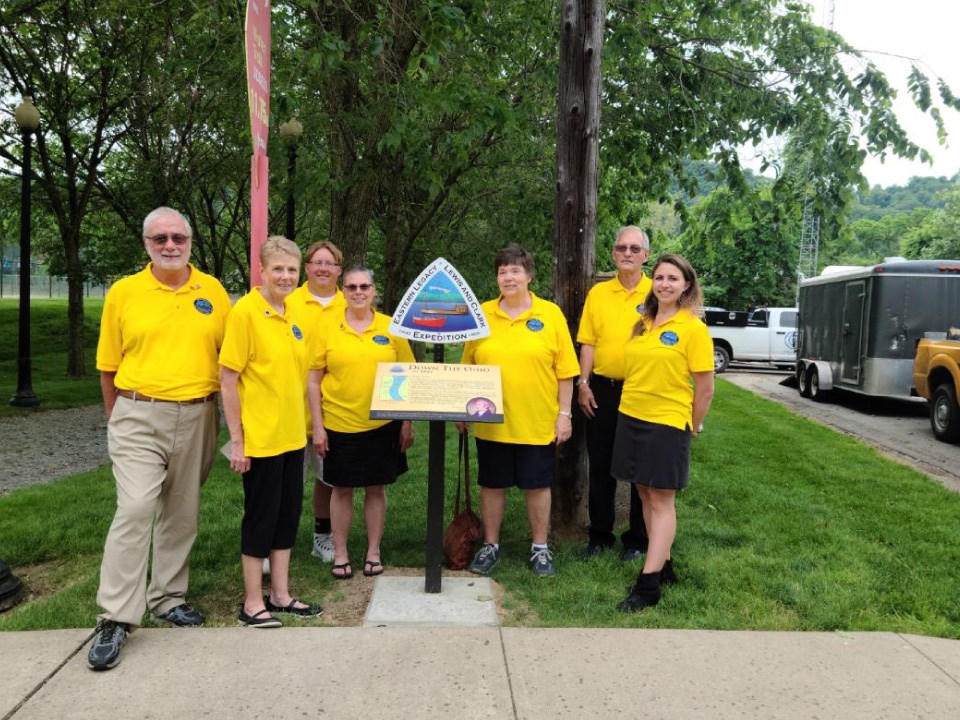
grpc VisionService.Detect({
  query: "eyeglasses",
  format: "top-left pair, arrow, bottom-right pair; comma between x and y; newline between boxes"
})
306,261 -> 340,268
614,244 -> 646,254
146,233 -> 190,246
344,283 -> 373,292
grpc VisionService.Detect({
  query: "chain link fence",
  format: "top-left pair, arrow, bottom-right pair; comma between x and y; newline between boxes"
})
0,273 -> 110,299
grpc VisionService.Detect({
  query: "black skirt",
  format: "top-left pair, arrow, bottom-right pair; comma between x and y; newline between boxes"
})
324,421 -> 409,488
611,413 -> 691,490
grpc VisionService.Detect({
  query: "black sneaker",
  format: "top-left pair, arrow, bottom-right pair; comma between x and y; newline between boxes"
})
468,544 -> 500,575
579,543 -> 608,559
529,546 -> 556,577
87,620 -> 128,671
153,603 -> 205,627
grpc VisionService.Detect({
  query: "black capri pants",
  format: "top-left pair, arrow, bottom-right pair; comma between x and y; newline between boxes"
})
241,447 -> 305,558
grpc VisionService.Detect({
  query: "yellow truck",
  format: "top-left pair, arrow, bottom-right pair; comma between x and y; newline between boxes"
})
912,330 -> 960,443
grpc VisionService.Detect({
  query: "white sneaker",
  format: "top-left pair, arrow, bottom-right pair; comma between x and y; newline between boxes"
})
312,532 -> 335,563
262,558 -> 270,574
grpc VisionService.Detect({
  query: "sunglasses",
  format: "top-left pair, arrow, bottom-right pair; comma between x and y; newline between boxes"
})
147,233 -> 189,246
614,244 -> 645,254
344,283 -> 373,292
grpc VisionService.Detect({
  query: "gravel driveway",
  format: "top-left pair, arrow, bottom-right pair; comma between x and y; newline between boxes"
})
721,365 -> 960,494
0,405 -> 109,495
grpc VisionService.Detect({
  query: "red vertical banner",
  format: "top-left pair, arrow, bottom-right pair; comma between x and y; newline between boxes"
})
245,0 -> 271,287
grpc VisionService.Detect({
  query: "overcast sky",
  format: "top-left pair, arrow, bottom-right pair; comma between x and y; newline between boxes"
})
810,0 -> 960,187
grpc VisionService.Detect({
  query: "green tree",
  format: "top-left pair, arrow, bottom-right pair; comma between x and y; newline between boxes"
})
0,0 -> 173,376
901,185 -> 960,260
680,186 -> 800,308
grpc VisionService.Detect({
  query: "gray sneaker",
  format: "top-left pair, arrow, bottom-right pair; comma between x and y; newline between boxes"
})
468,544 -> 500,575
87,620 -> 128,671
312,532 -> 335,563
153,603 -> 205,627
530,546 -> 556,577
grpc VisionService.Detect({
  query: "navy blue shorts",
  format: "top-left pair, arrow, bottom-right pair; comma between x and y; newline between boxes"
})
475,438 -> 555,490
611,414 -> 690,490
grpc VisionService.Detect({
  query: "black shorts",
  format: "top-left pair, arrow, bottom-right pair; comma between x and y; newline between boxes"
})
475,438 -> 554,490
611,413 -> 690,490
324,421 -> 408,488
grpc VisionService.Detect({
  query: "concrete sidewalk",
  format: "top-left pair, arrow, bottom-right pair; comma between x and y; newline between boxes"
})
3,627 -> 959,719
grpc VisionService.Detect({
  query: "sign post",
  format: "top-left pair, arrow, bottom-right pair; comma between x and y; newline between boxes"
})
386,258 -> 494,592
244,0 -> 271,287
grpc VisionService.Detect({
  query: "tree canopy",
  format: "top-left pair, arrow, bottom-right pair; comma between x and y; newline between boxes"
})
2,0 -> 958,364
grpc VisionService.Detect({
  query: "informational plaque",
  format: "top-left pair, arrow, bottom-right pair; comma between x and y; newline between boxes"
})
369,362 -> 503,423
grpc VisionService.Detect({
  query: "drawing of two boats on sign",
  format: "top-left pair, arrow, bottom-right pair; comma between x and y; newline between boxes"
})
410,282 -> 471,330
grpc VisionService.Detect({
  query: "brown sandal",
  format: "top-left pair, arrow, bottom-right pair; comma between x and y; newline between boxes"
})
331,562 -> 353,580
363,560 -> 384,577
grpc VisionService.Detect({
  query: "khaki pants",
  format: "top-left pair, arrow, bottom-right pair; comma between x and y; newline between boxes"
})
97,396 -> 218,626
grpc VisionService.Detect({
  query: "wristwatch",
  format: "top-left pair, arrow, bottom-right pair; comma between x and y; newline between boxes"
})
576,378 -> 590,387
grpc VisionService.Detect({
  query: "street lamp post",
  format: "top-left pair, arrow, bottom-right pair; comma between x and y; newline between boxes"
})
10,95 -> 41,408
279,117 -> 303,241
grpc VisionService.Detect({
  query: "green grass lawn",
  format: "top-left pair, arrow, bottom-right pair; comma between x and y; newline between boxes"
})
0,298 -> 103,416
2,379 -> 959,636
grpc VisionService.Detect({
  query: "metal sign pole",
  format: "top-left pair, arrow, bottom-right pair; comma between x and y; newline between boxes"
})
424,343 -> 446,593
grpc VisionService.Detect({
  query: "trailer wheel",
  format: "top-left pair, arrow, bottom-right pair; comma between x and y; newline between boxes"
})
798,366 -> 812,398
808,366 -> 830,402
930,383 -> 960,443
713,346 -> 730,374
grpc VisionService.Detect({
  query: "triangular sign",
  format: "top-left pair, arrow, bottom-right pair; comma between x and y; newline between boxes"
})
389,258 -> 489,344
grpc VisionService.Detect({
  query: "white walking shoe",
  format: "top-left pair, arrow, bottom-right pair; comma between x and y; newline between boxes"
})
312,532 -> 335,563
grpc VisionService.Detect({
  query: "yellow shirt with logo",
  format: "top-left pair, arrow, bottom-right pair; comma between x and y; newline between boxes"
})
461,294 -> 579,445
311,311 -> 415,433
286,283 -> 346,432
219,289 -> 308,457
618,309 -> 714,431
96,264 -> 231,400
576,273 -> 652,380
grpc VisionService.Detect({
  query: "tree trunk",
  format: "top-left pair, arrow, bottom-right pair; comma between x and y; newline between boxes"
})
64,229 -> 86,377
551,0 -> 605,534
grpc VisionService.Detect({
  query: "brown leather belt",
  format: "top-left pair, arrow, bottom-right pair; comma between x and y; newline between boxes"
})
116,389 -> 217,405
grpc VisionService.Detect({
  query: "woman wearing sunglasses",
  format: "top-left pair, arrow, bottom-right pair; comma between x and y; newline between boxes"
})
307,267 -> 415,580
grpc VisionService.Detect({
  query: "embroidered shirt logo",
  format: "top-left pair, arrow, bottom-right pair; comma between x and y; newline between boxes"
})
372,334 -> 391,345
525,318 -> 544,332
194,298 -> 213,315
660,331 -> 680,346
292,325 -> 303,340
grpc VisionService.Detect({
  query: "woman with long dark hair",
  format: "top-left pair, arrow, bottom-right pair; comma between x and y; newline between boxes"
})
611,253 -> 715,611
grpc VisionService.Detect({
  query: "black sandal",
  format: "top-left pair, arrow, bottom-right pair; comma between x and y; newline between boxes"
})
331,562 -> 353,580
363,559 -> 384,577
238,607 -> 282,628
265,597 -> 324,617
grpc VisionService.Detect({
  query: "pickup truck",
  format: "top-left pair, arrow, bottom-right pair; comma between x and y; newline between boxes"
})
706,307 -> 798,373
912,330 -> 960,443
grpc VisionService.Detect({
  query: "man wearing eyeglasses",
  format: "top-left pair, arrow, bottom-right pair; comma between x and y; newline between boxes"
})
88,207 -> 231,671
285,241 -> 345,565
576,226 -> 652,561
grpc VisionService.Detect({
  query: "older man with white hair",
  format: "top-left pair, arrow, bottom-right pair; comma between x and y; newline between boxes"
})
88,207 -> 231,670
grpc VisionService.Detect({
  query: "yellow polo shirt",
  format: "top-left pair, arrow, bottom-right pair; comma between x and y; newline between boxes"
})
576,273 -> 652,380
461,294 -> 579,445
219,289 -> 308,457
286,283 -> 346,432
311,311 -> 415,433
96,264 -> 231,400
618,309 -> 714,431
